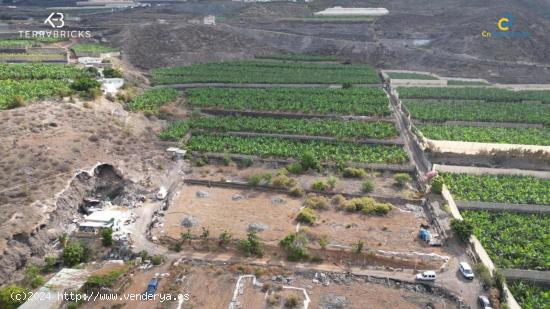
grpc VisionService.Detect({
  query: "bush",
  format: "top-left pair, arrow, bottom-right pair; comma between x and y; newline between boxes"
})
248,172 -> 272,186
304,194 -> 330,210
299,151 -> 320,171
70,78 -> 101,93
343,197 -> 392,215
272,174 -> 297,188
43,256 -> 57,272
23,264 -> 44,288
311,179 -> 329,191
103,67 -> 123,78
280,232 -> 309,261
151,255 -> 163,265
241,157 -> 254,167
450,218 -> 473,243
327,176 -> 337,190
0,285 -> 29,309
431,175 -> 445,194
297,208 -> 316,224
10,95 -> 25,109
289,187 -> 305,197
284,295 -> 299,308
331,194 -> 346,208
394,173 -> 412,186
342,167 -> 366,178
63,242 -> 84,267
239,231 -> 263,257
286,162 -> 303,174
101,227 -> 113,247
474,264 -> 495,288
361,179 -> 375,193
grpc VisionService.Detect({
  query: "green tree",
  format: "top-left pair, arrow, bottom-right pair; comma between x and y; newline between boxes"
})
239,231 -> 263,257
101,227 -> 113,247
63,242 -> 84,267
70,78 -> 100,92
103,68 -> 123,78
451,218 -> 473,243
0,285 -> 29,309
280,232 -> 309,261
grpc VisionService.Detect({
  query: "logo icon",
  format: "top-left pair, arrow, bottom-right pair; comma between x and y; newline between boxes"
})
497,14 -> 513,32
44,12 -> 64,28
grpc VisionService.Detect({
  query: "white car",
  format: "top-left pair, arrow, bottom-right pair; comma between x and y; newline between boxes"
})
415,271 -> 436,281
459,262 -> 474,280
478,295 -> 492,309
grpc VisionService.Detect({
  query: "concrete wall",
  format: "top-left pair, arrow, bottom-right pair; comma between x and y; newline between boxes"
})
426,139 -> 550,155
434,164 -> 550,179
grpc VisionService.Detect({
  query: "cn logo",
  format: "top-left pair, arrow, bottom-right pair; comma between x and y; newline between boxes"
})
44,12 -> 64,28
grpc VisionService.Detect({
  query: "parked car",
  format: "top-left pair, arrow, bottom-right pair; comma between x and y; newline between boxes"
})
459,262 -> 475,280
478,295 -> 492,309
415,271 -> 436,281
144,278 -> 159,299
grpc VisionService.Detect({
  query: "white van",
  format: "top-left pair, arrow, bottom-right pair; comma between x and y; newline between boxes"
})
415,271 -> 436,281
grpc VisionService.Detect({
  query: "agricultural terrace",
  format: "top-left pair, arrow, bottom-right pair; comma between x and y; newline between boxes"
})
418,125 -> 550,146
440,173 -> 550,205
386,72 -> 438,80
255,53 -> 338,62
509,281 -> 550,309
447,80 -> 490,86
0,37 -> 66,47
0,63 -> 90,109
398,87 -> 550,103
127,88 -> 179,114
71,43 -> 119,53
0,53 -> 66,62
160,116 -> 399,141
151,61 -> 380,84
463,210 -> 549,271
186,133 -> 409,164
403,99 -> 550,125
186,88 -> 390,116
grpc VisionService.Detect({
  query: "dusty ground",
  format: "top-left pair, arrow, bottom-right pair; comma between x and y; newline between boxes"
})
161,186 -> 302,244
0,98 -> 171,284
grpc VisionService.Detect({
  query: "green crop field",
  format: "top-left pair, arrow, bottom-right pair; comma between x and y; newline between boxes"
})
0,53 -> 66,62
463,210 -> 549,270
159,116 -> 398,141
386,72 -> 438,80
71,43 -> 119,53
441,173 -> 550,205
0,63 -> 90,80
186,88 -> 390,116
418,124 -> 550,146
0,79 -> 70,109
509,281 -> 550,309
398,87 -> 550,103
151,60 -> 380,84
447,80 -> 490,86
186,133 -> 409,164
127,88 -> 179,114
255,53 -> 338,62
403,99 -> 550,125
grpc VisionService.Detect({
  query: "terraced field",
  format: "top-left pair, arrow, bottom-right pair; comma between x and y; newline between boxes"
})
187,133 -> 409,164
404,99 -> 550,125
398,87 -> 550,103
160,116 -> 398,141
463,210 -> 550,271
509,281 -> 550,309
152,60 -> 380,84
386,72 -> 438,80
187,87 -> 390,116
418,125 -> 550,146
441,173 -> 550,205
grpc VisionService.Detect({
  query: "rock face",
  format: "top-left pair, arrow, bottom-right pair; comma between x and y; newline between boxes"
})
0,163 -> 127,285
181,216 -> 199,228
247,223 -> 268,233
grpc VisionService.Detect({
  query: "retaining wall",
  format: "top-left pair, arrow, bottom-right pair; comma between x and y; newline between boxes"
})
434,164 -> 550,179
159,83 -> 383,89
455,201 -> 550,215
501,269 -> 550,287
426,139 -> 550,155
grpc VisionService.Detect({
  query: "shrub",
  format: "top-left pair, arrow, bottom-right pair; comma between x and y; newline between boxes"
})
219,230 -> 232,247
280,232 -> 309,261
70,78 -> 101,93
304,194 -> 330,210
327,176 -> 337,190
101,227 -> 113,247
239,231 -> 263,257
11,95 -> 25,108
342,82 -> 353,89
103,67 -> 123,78
151,255 -> 163,265
286,162 -> 303,174
222,152 -> 231,166
342,167 -> 366,178
43,256 -> 57,272
248,172 -> 272,186
343,197 -> 392,215
394,173 -> 412,186
63,242 -> 84,267
299,151 -> 320,171
361,179 -> 375,193
450,218 -> 473,243
272,174 -> 297,188
0,285 -> 29,309
331,194 -> 346,208
297,208 -> 316,224
241,157 -> 254,167
474,264 -> 495,288
311,179 -> 328,191
431,175 -> 444,194
23,264 -> 44,288
284,295 -> 299,308
289,187 -> 305,197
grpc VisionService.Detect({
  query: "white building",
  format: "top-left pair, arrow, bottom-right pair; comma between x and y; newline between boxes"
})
314,7 -> 390,17
203,15 -> 216,26
78,209 -> 128,233
78,56 -> 102,67
98,78 -> 124,94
